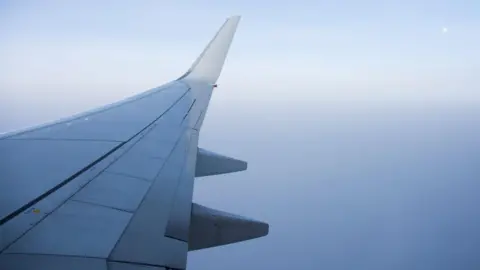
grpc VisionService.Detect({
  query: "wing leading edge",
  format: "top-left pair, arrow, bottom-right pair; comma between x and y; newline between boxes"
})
0,16 -> 268,270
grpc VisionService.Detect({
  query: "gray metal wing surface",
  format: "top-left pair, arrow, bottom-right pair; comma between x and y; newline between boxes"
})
0,16 -> 268,270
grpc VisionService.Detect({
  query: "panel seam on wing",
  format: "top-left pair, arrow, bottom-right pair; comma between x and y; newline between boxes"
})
69,199 -> 134,214
0,88 -> 192,253
106,128 -> 190,260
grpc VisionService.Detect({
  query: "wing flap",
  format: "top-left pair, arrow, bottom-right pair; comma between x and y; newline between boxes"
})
72,172 -> 151,213
5,200 -> 132,257
108,130 -> 198,269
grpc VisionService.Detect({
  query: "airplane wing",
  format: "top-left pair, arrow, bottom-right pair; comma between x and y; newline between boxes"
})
0,16 -> 268,270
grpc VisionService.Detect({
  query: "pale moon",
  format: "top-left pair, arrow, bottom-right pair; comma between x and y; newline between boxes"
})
442,27 -> 448,33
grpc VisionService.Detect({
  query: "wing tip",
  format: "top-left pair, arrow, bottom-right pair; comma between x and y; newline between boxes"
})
227,15 -> 241,22
178,15 -> 241,84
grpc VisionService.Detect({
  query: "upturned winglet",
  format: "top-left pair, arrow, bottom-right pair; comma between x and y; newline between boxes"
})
178,16 -> 241,84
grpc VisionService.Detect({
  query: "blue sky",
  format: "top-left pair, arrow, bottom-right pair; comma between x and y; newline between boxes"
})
1,1 -> 480,269
1,0 -> 479,131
